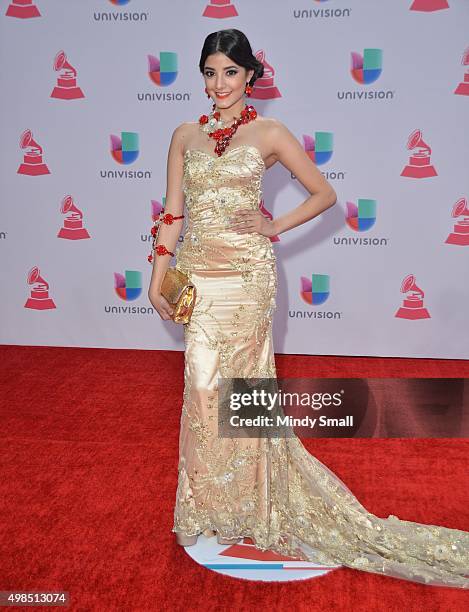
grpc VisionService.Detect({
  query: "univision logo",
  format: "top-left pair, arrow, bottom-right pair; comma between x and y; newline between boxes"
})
290,133 -> 346,181
93,0 -> 149,22
289,274 -> 342,319
338,48 -> 395,101
293,0 -> 352,19
138,52 -> 190,102
351,48 -> 382,84
301,273 -> 329,305
148,52 -> 177,86
111,132 -> 139,164
100,132 -> 151,179
304,132 -> 333,165
115,270 -> 142,301
334,199 -> 389,246
346,198 -> 376,231
104,270 -> 153,314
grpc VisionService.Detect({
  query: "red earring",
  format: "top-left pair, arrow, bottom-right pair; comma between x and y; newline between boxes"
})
245,83 -> 253,97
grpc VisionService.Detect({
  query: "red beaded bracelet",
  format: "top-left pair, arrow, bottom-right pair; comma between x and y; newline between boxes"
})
148,211 -> 185,264
155,244 -> 174,256
161,212 -> 184,224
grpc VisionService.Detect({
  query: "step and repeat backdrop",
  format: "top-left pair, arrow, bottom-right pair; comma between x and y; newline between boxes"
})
1,0 -> 468,358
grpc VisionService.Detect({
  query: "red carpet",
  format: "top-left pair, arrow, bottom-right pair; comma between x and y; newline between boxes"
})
0,345 -> 468,611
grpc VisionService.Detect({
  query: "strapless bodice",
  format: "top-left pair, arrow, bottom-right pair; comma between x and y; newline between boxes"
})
182,145 -> 265,226
175,145 -> 275,273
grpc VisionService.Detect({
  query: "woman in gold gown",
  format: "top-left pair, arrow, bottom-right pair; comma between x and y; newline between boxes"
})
148,29 -> 469,588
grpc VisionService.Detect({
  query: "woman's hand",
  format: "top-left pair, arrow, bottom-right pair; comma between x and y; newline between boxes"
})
148,288 -> 174,321
228,209 -> 277,237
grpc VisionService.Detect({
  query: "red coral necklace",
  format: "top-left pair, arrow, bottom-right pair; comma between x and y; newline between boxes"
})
199,102 -> 258,157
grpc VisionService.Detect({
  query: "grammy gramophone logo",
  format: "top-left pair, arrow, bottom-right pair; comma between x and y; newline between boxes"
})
17,129 -> 50,176
409,0 -> 449,11
5,0 -> 41,18
202,0 -> 238,18
24,266 -> 56,310
250,50 -> 281,100
445,197 -> 469,246
57,195 -> 91,240
51,51 -> 85,100
454,47 -> 469,96
400,129 -> 437,179
395,274 -> 430,320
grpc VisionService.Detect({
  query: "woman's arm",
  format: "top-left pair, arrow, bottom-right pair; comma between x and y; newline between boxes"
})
268,119 -> 337,235
148,124 -> 186,320
230,119 -> 337,237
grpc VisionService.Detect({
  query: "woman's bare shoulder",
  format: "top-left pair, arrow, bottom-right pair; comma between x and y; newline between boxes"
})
256,116 -> 286,145
173,121 -> 198,135
258,116 -> 284,130
169,122 -> 198,152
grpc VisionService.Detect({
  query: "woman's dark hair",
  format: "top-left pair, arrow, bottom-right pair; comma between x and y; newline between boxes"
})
199,29 -> 264,86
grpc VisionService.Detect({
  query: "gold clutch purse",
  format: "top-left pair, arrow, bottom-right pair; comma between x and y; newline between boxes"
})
148,211 -> 196,324
160,267 -> 196,324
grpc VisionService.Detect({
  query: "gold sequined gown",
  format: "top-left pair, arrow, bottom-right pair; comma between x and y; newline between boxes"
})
172,144 -> 469,588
